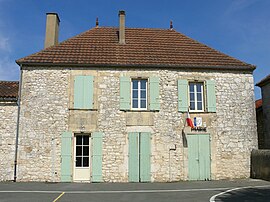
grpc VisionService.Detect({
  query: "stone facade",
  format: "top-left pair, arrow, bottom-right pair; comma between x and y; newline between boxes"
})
0,102 -> 17,181
15,66 -> 257,182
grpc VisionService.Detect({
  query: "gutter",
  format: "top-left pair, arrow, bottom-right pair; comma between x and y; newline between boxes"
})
16,61 -> 256,72
14,65 -> 23,182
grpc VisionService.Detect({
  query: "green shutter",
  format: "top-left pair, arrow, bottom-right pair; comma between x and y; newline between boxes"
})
92,132 -> 103,182
149,77 -> 160,111
74,75 -> 94,109
61,131 -> 72,182
206,80 -> 216,112
178,80 -> 188,112
128,132 -> 139,182
198,134 -> 211,180
120,76 -> 131,110
187,135 -> 200,180
74,76 -> 84,109
140,132 -> 151,182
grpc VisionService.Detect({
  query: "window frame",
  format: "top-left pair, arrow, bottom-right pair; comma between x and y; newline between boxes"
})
131,78 -> 148,110
188,81 -> 205,112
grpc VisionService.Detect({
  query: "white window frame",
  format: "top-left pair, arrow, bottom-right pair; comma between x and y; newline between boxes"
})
189,82 -> 204,112
131,79 -> 148,110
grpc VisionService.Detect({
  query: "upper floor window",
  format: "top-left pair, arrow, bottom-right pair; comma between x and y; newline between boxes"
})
189,82 -> 204,112
132,79 -> 147,110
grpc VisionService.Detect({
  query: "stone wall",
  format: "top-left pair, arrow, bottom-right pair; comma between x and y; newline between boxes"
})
0,102 -> 17,181
17,67 -> 69,181
16,67 -> 257,182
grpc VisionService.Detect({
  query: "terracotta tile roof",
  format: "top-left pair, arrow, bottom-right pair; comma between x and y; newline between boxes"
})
256,99 -> 262,109
256,74 -> 270,87
0,81 -> 19,100
16,27 -> 255,70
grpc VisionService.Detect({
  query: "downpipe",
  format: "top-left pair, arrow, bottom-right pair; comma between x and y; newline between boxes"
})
13,65 -> 23,182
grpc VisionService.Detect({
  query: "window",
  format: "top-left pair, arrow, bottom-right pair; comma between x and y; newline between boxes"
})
131,79 -> 147,110
189,82 -> 204,112
75,135 -> 90,167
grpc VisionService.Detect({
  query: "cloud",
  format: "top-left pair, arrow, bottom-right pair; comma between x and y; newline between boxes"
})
0,34 -> 10,52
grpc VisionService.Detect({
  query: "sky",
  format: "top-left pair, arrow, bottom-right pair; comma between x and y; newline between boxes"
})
0,0 -> 269,99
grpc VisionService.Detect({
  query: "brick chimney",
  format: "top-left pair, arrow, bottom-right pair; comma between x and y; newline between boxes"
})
119,10 -> 125,44
44,13 -> 60,48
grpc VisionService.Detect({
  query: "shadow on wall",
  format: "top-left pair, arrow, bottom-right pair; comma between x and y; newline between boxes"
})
251,149 -> 270,181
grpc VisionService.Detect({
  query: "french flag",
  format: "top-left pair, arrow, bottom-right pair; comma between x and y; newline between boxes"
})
186,111 -> 194,128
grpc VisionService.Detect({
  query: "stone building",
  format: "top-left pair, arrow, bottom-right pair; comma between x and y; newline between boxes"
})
255,99 -> 264,149
0,81 -> 19,181
256,75 -> 270,149
1,11 -> 258,182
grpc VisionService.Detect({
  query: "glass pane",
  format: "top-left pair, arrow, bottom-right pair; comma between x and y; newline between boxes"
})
141,80 -> 147,89
76,136 -> 82,145
76,146 -> 82,156
132,99 -> 138,108
197,93 -> 202,101
83,146 -> 89,156
190,102 -> 195,110
76,157 -> 82,167
189,84 -> 194,92
132,80 -> 138,89
132,90 -> 138,98
197,102 -> 203,110
141,90 -> 146,98
83,136 -> 89,145
196,84 -> 202,92
141,100 -> 146,108
83,157 -> 89,167
190,93 -> 195,101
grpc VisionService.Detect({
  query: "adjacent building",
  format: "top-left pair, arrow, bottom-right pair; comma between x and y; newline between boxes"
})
256,75 -> 270,149
1,11 -> 257,182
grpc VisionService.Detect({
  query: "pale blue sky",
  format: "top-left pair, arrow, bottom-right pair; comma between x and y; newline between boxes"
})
0,0 -> 269,99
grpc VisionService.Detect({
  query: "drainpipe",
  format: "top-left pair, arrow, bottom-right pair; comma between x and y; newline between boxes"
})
14,65 -> 23,182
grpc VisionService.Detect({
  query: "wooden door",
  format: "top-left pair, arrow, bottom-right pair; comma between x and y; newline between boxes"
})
187,134 -> 211,180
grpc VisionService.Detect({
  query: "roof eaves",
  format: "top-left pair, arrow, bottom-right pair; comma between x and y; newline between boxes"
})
17,62 -> 256,71
256,74 -> 270,87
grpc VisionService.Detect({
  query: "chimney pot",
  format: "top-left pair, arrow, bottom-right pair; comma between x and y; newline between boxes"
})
44,13 -> 60,48
119,10 -> 125,44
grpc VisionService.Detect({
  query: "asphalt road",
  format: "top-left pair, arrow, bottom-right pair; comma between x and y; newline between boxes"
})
0,179 -> 269,202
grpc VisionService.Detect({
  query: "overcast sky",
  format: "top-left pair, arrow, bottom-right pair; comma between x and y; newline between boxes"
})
0,0 -> 269,99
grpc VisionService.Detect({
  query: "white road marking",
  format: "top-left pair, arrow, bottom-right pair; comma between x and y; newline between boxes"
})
209,185 -> 270,202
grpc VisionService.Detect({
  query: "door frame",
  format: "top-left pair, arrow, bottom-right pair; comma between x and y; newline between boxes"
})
73,133 -> 91,182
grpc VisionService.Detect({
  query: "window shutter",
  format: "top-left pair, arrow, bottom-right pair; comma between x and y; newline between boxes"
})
92,132 -> 103,182
120,76 -> 131,110
74,75 -> 94,109
128,132 -> 139,182
140,132 -> 151,182
149,77 -> 160,111
206,80 -> 216,112
178,80 -> 188,112
61,131 -> 72,182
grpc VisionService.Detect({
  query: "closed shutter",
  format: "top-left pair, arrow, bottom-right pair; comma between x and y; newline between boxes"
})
206,80 -> 216,112
178,80 -> 188,112
128,132 -> 139,182
74,75 -> 94,109
120,76 -> 131,110
140,132 -> 151,182
91,132 -> 103,182
149,77 -> 160,111
61,131 -> 72,182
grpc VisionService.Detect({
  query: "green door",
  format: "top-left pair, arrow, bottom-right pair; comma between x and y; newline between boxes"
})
128,132 -> 151,182
187,134 -> 211,180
